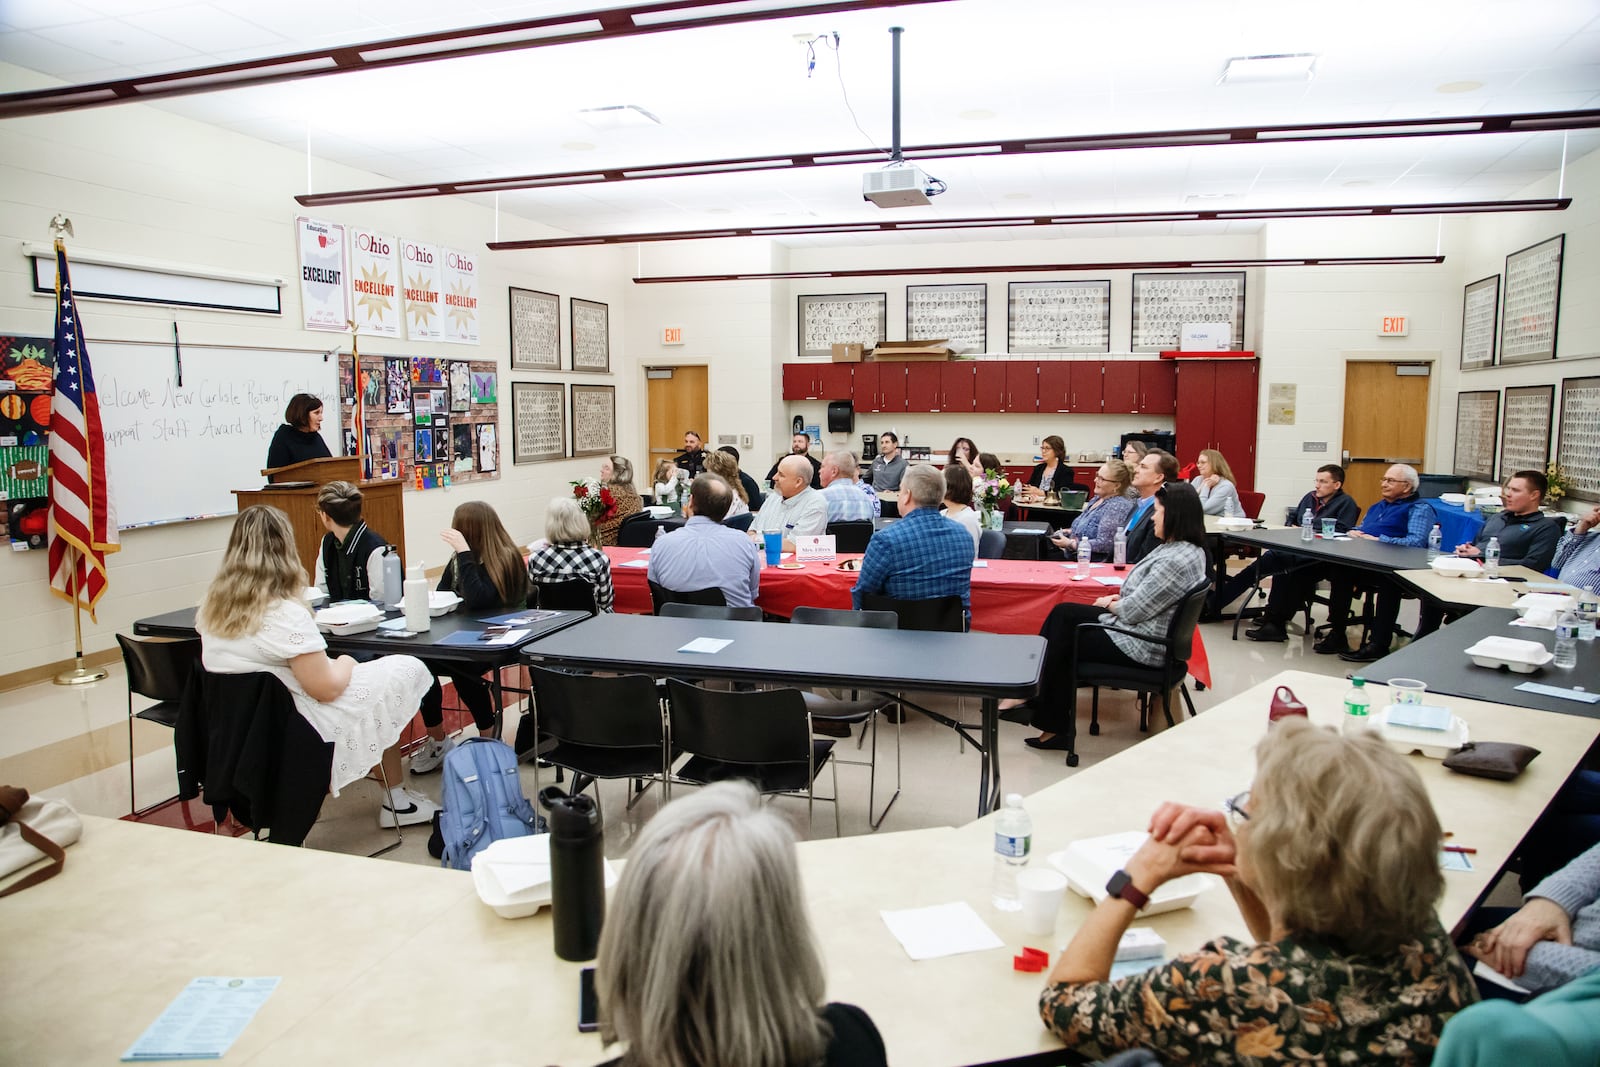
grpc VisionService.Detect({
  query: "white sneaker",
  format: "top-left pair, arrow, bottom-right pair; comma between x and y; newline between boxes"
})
379,788 -> 439,829
409,736 -> 454,774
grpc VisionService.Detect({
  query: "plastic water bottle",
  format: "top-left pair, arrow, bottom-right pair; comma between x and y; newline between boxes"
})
1342,676 -> 1371,736
1577,587 -> 1598,642
1113,524 -> 1127,569
1223,495 -> 1235,519
379,545 -> 404,607
1301,508 -> 1314,542
654,524 -> 664,542
1483,537 -> 1500,579
1427,524 -> 1442,561
1075,536 -> 1091,579
991,793 -> 1032,911
1553,611 -> 1578,669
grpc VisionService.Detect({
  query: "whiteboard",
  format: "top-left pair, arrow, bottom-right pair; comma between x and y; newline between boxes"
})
93,343 -> 342,528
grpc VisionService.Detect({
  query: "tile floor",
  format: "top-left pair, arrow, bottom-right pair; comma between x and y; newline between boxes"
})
2,605 -> 1382,866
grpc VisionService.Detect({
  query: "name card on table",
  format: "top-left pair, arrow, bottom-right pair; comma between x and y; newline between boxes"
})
794,535 -> 837,562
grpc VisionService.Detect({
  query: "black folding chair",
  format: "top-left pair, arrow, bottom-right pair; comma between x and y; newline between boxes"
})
649,580 -> 727,615
526,665 -> 672,821
117,634 -> 203,817
530,578 -> 599,615
825,520 -> 874,553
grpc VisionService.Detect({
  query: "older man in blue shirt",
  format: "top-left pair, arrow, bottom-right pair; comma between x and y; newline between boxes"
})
648,475 -> 762,608
820,450 -> 880,523
851,463 -> 973,621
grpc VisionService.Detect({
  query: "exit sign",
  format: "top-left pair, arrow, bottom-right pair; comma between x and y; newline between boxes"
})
661,326 -> 685,345
1380,315 -> 1409,336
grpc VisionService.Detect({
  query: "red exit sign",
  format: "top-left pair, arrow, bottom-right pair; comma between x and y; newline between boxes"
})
661,326 -> 684,345
1379,315 -> 1409,336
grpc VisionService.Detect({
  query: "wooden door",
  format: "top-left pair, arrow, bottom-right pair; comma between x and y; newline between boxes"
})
1173,360 -> 1216,459
905,363 -> 942,410
1037,362 -> 1072,413
1004,361 -> 1038,412
940,362 -> 975,412
1211,361 -> 1258,493
1102,362 -> 1139,413
1139,361 -> 1177,414
819,363 -> 854,401
647,365 -> 709,471
973,361 -> 1007,412
1342,361 -> 1430,511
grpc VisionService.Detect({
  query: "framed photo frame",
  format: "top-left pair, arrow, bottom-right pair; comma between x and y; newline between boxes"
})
1452,391 -> 1499,482
570,383 -> 617,458
1498,384 -> 1553,482
509,287 -> 560,371
570,297 -> 611,373
1557,375 -> 1600,502
510,381 -> 567,464
797,293 -> 887,358
1501,234 -> 1564,364
1459,274 -> 1499,370
1008,280 -> 1112,353
1130,271 -> 1245,352
906,283 -> 986,353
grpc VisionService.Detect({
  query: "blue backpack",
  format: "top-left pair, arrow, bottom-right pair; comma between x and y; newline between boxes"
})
437,737 -> 544,871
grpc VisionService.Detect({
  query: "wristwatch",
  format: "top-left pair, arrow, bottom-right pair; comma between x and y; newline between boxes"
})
1105,869 -> 1150,909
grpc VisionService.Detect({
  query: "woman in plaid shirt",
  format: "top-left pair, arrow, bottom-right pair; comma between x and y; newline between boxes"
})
527,497 -> 615,613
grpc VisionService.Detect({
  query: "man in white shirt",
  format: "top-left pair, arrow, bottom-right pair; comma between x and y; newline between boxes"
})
819,450 -> 880,522
752,455 -> 829,550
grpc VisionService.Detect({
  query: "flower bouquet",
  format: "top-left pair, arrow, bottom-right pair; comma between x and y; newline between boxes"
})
571,478 -> 618,522
1545,461 -> 1568,505
975,468 -> 1013,530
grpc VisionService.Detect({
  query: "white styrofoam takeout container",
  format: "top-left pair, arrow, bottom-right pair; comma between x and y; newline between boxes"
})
1463,635 -> 1555,673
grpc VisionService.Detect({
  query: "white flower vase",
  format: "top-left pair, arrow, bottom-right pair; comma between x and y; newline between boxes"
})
980,507 -> 1005,531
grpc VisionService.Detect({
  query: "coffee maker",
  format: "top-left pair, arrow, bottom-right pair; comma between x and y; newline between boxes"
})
861,433 -> 878,461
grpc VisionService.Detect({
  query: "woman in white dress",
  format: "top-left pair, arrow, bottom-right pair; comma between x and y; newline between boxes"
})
197,505 -> 437,828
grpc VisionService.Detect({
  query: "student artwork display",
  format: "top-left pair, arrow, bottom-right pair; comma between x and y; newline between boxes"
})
797,293 -> 887,358
441,247 -> 480,345
510,287 -> 560,370
296,217 -> 348,332
1452,391 -> 1498,482
477,424 -> 498,473
1,334 -> 55,546
1557,376 -> 1600,501
1498,385 -> 1553,482
1501,235 -> 1563,364
906,283 -> 986,353
1008,280 -> 1111,353
348,227 -> 402,338
1130,272 -> 1245,352
571,384 -> 615,458
1459,275 -> 1499,370
341,352 -> 498,490
570,298 -> 610,372
511,381 -> 566,464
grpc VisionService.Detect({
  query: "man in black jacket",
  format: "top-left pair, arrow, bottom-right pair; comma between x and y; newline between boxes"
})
1223,464 -> 1361,620
1124,450 -> 1179,564
314,481 -> 391,602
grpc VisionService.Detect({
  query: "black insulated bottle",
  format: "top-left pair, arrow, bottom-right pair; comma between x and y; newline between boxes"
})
539,786 -> 605,961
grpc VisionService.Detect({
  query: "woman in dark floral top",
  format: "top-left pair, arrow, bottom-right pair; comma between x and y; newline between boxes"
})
1040,718 -> 1477,1064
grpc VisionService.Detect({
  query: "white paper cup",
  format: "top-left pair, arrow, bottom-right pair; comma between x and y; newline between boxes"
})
1016,868 -> 1068,936
1389,678 -> 1427,705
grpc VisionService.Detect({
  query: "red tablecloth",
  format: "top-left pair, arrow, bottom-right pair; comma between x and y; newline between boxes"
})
605,547 -> 1211,687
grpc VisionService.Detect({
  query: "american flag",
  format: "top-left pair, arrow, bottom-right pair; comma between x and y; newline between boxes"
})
48,240 -> 118,619
348,322 -> 366,478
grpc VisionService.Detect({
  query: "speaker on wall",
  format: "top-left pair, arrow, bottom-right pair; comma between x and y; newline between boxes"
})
827,401 -> 854,434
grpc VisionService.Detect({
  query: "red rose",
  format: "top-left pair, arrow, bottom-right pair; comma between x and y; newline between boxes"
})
574,484 -> 588,498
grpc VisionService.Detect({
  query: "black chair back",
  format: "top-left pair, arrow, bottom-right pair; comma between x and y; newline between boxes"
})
826,520 -> 874,553
789,606 -> 897,630
666,680 -> 810,766
977,530 -> 1007,559
723,513 -> 755,533
618,516 -> 684,548
659,602 -> 762,622
860,593 -> 965,633
532,578 -> 598,615
1167,581 -> 1213,665
118,634 -> 203,704
529,666 -> 663,749
649,580 -> 728,614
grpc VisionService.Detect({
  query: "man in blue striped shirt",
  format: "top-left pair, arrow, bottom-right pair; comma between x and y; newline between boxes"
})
852,463 -> 972,620
820,450 -> 880,523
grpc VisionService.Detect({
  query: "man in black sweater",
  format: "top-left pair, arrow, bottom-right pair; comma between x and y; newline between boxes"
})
313,481 -> 391,602
1223,464 -> 1361,619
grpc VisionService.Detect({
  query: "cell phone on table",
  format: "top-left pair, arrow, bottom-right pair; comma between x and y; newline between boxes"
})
578,966 -> 599,1032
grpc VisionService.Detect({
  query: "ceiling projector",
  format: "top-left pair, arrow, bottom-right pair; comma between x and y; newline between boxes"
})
863,164 -> 936,208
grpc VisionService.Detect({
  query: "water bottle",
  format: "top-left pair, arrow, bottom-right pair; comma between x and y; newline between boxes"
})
379,545 -> 403,607
402,560 -> 431,632
1427,524 -> 1442,561
1112,524 -> 1127,569
1301,508 -> 1314,542
540,786 -> 606,961
1553,611 -> 1578,669
1483,537 -> 1500,579
1577,586 -> 1598,642
1075,535 -> 1091,579
1223,495 -> 1235,519
1341,676 -> 1371,736
991,793 -> 1031,911
654,523 -> 664,542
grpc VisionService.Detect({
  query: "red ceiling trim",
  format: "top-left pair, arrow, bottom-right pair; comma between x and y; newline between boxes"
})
629,256 -> 1448,283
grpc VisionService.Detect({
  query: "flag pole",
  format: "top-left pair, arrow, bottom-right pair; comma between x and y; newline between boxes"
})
54,544 -> 107,686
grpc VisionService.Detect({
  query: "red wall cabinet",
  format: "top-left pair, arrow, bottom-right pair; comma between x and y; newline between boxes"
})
1003,361 -> 1039,413
854,363 -> 910,413
782,363 -> 855,401
1101,363 -> 1139,413
1139,361 -> 1176,414
1174,359 -> 1257,492
906,363 -> 942,411
940,362 -> 975,412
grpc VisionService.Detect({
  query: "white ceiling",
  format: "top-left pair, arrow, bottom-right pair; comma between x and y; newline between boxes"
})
3,0 -> 1599,246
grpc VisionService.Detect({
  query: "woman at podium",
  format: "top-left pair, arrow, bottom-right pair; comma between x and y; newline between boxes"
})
267,392 -> 333,470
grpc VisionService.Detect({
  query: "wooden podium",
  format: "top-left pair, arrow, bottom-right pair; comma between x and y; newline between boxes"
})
234,457 -> 406,581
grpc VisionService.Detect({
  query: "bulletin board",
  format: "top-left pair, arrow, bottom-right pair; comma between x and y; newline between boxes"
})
341,353 -> 499,490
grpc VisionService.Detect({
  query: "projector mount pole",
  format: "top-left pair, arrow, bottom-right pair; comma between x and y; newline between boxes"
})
888,26 -> 903,164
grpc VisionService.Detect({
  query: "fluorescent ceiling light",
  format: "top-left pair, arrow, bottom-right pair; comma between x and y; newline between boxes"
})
578,105 -> 662,131
631,256 -> 1446,284
1220,53 -> 1318,85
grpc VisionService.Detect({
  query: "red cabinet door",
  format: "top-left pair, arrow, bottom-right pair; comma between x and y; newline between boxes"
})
940,362 -> 975,412
819,363 -> 854,401
1210,360 -> 1259,492
781,364 -> 809,401
1070,361 -> 1104,413
973,362 -> 1007,412
905,363 -> 942,410
876,364 -> 909,412
1037,362 -> 1072,413
1004,361 -> 1038,413
1139,361 -> 1177,414
1101,362 -> 1140,413
1173,360 -> 1217,459
852,364 -> 881,411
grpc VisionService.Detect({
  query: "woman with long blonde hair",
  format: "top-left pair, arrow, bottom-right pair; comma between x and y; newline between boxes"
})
702,449 -> 750,516
596,454 -> 644,546
198,506 -> 435,826
1191,447 -> 1243,516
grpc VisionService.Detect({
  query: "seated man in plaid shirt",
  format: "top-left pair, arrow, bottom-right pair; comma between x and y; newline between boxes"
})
851,463 -> 972,625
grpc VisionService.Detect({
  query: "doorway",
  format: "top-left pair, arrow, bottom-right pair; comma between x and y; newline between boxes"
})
1341,361 -> 1430,509
646,365 -> 709,479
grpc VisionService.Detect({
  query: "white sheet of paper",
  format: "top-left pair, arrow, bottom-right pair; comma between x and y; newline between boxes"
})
972,560 -> 989,568
618,559 -> 652,569
122,977 -> 281,1061
678,637 -> 733,654
1473,959 -> 1530,994
486,628 -> 531,646
1440,849 -> 1474,872
880,902 -> 1004,961
1094,576 -> 1125,587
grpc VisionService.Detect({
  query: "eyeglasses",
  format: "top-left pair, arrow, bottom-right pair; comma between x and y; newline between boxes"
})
1223,790 -> 1251,828
1379,477 -> 1407,484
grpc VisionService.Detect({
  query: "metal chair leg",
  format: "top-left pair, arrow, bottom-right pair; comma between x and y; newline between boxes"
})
1089,687 -> 1101,736
368,759 -> 404,859
1180,684 -> 1199,719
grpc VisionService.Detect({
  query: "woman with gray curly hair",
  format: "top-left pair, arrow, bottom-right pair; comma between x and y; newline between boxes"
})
596,781 -> 887,1067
